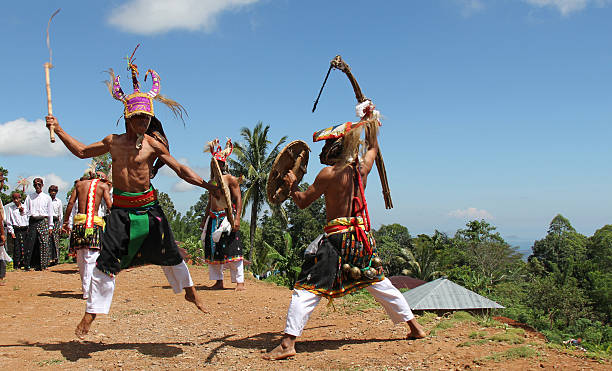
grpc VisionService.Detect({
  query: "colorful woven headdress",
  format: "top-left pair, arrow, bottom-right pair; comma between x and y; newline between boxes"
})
106,44 -> 186,120
205,138 -> 233,162
312,100 -> 381,142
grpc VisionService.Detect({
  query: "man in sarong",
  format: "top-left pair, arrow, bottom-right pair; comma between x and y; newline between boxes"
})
63,175 -> 112,299
23,178 -> 54,271
48,185 -> 63,265
264,102 -> 425,360
201,139 -> 244,290
46,50 -> 220,338
5,192 -> 29,268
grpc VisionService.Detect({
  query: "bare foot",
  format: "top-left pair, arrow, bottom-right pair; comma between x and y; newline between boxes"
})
184,287 -> 208,313
235,283 -> 245,291
262,343 -> 296,360
406,319 -> 427,339
75,313 -> 96,339
210,280 -> 224,290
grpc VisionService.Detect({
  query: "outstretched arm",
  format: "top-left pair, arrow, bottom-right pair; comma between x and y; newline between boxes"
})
150,138 -> 219,193
46,115 -> 112,159
283,168 -> 328,209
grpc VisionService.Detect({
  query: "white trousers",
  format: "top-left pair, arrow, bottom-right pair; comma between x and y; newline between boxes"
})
76,248 -> 100,299
208,260 -> 244,283
86,261 -> 194,314
284,278 -> 415,337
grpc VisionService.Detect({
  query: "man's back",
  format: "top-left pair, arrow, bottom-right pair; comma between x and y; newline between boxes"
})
322,163 -> 372,222
75,179 -> 110,215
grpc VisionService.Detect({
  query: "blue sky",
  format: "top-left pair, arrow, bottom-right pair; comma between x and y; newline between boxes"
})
0,0 -> 610,252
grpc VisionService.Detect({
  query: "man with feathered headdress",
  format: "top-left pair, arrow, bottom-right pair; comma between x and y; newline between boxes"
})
264,101 -> 426,360
200,138 -> 245,290
46,46 -> 220,339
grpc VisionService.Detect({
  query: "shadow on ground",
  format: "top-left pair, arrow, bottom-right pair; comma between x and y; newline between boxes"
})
0,340 -> 189,362
38,290 -> 83,299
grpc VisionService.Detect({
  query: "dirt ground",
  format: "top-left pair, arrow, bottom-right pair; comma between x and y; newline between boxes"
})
0,263 -> 608,370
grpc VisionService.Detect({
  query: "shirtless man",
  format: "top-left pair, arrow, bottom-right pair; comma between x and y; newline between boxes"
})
62,174 -> 112,299
264,111 -> 426,360
200,139 -> 244,290
45,54 -> 219,338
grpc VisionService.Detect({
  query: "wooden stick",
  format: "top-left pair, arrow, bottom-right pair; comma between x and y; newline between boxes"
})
44,62 -> 55,143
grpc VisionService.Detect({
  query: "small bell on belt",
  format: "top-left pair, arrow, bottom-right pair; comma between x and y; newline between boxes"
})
371,256 -> 382,268
349,266 -> 362,280
341,263 -> 351,273
363,267 -> 377,279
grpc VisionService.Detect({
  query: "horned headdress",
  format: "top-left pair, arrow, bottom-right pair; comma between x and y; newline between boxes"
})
204,138 -> 233,162
105,44 -> 186,120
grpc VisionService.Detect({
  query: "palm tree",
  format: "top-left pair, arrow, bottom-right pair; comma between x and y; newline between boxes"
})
228,122 -> 286,265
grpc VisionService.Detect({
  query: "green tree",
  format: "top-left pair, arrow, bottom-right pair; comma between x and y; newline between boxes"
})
285,183 -> 326,253
228,122 -> 286,265
157,191 -> 177,221
373,224 -> 412,276
529,214 -> 587,272
404,234 -> 442,281
0,166 -> 11,204
453,220 -> 524,292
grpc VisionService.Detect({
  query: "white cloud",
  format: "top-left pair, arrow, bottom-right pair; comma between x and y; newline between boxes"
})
523,0 -> 611,15
0,118 -> 68,157
171,180 -> 197,192
448,207 -> 493,220
456,0 -> 485,17
107,0 -> 261,35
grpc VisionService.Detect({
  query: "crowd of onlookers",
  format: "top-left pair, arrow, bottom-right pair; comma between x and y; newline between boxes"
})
0,172 -> 65,285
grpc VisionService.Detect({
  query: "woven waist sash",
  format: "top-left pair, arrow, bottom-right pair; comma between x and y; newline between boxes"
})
73,214 -> 106,228
112,187 -> 158,269
113,187 -> 157,209
323,217 -> 366,236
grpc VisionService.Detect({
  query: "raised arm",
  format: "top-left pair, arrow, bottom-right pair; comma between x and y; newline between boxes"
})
284,168 -> 329,209
46,115 -> 112,159
150,138 -> 219,193
360,125 -> 379,180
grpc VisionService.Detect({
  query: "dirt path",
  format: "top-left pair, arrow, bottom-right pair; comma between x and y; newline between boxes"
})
0,264 -> 608,370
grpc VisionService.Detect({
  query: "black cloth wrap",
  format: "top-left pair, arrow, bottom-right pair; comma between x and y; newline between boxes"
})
95,204 -> 183,276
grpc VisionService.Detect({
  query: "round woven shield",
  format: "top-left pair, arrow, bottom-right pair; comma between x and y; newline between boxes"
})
266,140 -> 310,205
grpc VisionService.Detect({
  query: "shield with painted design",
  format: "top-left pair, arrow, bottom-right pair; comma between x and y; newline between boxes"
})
266,140 -> 310,205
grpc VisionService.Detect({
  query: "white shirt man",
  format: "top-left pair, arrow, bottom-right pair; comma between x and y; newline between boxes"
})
5,199 -> 29,235
51,196 -> 63,222
24,190 -> 54,230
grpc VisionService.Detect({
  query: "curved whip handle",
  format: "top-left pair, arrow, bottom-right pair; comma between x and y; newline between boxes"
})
332,55 -> 393,209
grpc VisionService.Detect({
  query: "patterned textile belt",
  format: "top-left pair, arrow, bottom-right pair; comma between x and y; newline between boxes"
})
112,187 -> 158,210
29,216 -> 47,221
73,214 -> 106,228
323,217 -> 366,236
209,210 -> 227,219
14,226 -> 28,231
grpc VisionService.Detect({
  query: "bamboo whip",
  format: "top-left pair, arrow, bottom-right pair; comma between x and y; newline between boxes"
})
45,9 -> 60,143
